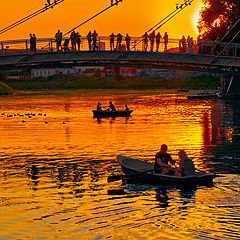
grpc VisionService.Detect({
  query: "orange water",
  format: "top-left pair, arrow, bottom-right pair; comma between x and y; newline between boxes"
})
0,90 -> 239,239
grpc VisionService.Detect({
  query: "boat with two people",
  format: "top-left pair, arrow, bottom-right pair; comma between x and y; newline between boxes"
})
92,101 -> 133,118
108,149 -> 217,186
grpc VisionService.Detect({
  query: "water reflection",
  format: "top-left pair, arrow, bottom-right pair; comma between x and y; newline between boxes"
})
0,91 -> 240,239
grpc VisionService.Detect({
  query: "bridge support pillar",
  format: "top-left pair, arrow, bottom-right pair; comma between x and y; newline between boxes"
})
220,74 -> 240,99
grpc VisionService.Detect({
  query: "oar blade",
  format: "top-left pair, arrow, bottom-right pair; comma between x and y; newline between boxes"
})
107,174 -> 125,183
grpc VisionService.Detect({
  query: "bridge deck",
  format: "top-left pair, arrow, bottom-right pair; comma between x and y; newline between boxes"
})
0,51 -> 240,74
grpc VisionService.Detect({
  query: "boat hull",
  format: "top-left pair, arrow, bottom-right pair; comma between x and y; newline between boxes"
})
93,110 -> 133,118
117,155 -> 216,186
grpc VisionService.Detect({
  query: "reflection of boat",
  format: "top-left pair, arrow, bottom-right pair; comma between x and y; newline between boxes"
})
187,92 -> 219,100
117,155 -> 216,186
92,110 -> 133,118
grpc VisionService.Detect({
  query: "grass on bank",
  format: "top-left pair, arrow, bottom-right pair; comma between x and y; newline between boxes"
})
1,75 -> 220,91
0,81 -> 15,95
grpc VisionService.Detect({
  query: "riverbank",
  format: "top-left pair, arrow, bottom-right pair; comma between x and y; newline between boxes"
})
0,75 -> 219,94
0,81 -> 15,95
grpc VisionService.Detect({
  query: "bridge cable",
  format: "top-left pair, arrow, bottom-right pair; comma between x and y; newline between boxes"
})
63,1 -> 123,36
0,0 -> 64,35
215,25 -> 240,58
131,0 -> 194,49
38,1 -> 123,51
0,1 -> 43,29
220,18 -> 240,42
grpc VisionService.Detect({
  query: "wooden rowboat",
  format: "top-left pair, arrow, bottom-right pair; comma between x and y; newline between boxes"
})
117,155 -> 216,186
92,110 -> 133,118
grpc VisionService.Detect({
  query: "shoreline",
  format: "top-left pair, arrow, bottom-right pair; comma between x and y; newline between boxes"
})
0,75 -> 219,96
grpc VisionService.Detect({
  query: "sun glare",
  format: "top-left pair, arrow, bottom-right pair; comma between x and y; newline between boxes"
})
212,18 -> 221,28
192,6 -> 201,34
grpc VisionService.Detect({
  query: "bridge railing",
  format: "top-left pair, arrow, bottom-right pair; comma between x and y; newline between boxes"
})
1,36 -> 240,57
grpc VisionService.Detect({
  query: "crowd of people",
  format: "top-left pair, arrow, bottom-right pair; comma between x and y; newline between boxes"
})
142,31 -> 169,52
28,29 -> 204,54
179,35 -> 194,53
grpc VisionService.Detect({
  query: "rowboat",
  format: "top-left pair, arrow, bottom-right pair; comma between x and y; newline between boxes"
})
187,92 -> 218,100
117,155 -> 216,186
92,110 -> 133,118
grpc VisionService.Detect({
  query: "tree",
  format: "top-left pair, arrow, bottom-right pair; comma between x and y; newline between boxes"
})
197,0 -> 240,42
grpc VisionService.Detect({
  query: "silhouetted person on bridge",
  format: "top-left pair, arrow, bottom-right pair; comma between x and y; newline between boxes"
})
156,32 -> 161,52
87,31 -> 92,50
125,34 -> 131,51
163,32 -> 168,52
70,31 -> 76,50
181,35 -> 186,53
32,34 -> 37,52
149,30 -> 155,51
109,33 -> 115,50
55,30 -> 62,51
29,33 -> 34,52
142,32 -> 148,51
92,30 -> 98,51
76,32 -> 81,51
187,37 -> 194,54
197,35 -> 202,54
116,33 -> 123,50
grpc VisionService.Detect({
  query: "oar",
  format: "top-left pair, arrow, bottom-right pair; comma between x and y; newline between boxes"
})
107,168 -> 158,183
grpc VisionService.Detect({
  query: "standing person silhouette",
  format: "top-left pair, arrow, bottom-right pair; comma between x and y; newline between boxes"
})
32,34 -> 37,52
76,32 -> 81,51
70,31 -> 76,50
87,31 -> 92,50
116,33 -> 123,50
155,32 -> 161,52
181,35 -> 186,53
92,30 -> 98,51
29,33 -> 34,52
55,30 -> 62,51
142,32 -> 148,51
125,34 -> 131,51
149,30 -> 155,51
163,32 -> 168,52
109,33 -> 115,50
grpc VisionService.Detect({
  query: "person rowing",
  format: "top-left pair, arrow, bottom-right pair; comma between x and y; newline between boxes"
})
108,101 -> 116,111
154,144 -> 184,176
97,102 -> 102,111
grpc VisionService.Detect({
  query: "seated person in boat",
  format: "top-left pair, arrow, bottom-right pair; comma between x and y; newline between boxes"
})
154,144 -> 183,176
108,101 -> 116,111
125,104 -> 129,111
97,102 -> 102,111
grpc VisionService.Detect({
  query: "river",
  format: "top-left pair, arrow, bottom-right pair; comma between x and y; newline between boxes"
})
0,89 -> 239,240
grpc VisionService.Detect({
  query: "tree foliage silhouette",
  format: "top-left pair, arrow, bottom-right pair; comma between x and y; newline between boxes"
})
197,0 -> 240,42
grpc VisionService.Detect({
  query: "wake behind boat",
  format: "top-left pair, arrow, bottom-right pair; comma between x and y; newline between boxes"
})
116,155 -> 216,186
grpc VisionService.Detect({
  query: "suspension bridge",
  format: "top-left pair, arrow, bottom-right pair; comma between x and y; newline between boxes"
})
0,0 -> 240,97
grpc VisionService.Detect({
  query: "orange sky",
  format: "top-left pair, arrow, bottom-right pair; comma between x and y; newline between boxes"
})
0,0 -> 202,41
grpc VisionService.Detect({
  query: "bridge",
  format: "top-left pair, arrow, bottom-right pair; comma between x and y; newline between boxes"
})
0,37 -> 240,75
